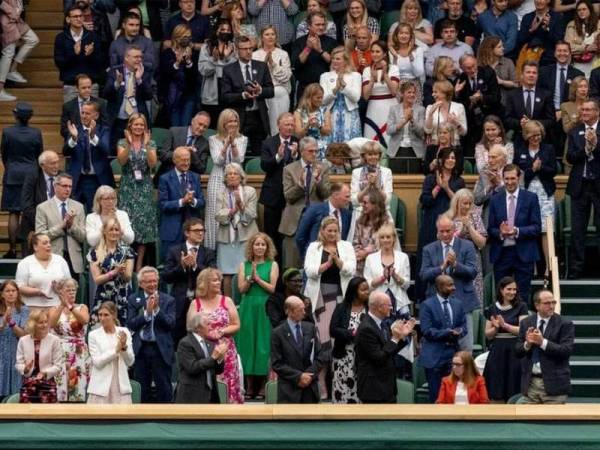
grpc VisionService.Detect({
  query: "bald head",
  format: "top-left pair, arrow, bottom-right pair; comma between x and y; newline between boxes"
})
39,151 -> 60,176
369,291 -> 392,320
285,295 -> 306,322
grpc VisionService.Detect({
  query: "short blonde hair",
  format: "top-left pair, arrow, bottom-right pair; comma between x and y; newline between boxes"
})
245,232 -> 277,261
26,309 -> 49,336
376,222 -> 397,245
330,46 -> 355,73
216,108 -> 241,139
317,216 -> 340,245
445,188 -> 474,220
522,120 -> 545,141
433,80 -> 454,101
195,267 -> 223,298
360,140 -> 383,158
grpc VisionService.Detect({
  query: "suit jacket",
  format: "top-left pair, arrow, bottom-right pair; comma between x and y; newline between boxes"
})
63,125 -> 114,189
1,125 -> 43,188
386,103 -> 426,158
259,134 -> 300,209
220,60 -> 274,137
517,11 -> 563,67
271,320 -> 324,403
279,160 -> 330,236
420,238 -> 479,313
60,96 -> 109,140
154,127 -> 209,185
355,314 -> 409,403
103,66 -> 153,125
158,169 -> 205,243
487,188 -> 541,264
515,313 -> 575,396
436,375 -> 489,404
295,202 -> 351,259
35,198 -> 86,273
53,29 -> 103,84
214,185 -> 259,244
504,87 -> 554,135
127,290 -> 176,366
566,123 -> 600,198
330,302 -> 367,359
419,295 -> 467,369
455,65 -> 502,125
175,332 -> 224,403
15,333 -> 63,379
589,66 -> 600,101
20,169 -> 52,241
537,64 -> 584,108
514,142 -> 557,197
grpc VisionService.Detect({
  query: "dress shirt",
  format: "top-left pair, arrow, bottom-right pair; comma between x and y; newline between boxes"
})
425,41 -> 473,77
185,241 -> 199,270
275,135 -> 293,163
525,313 -> 550,374
67,126 -> 99,175
44,173 -> 54,200
328,200 -> 342,231
192,332 -> 215,388
239,60 -> 259,111
117,68 -> 141,120
70,28 -> 83,43
286,318 -> 303,342
53,196 -> 69,218
522,87 -> 536,116
436,294 -> 453,324
175,168 -> 198,208
368,311 -> 383,329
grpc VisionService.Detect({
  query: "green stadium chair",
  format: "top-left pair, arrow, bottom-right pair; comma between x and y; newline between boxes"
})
412,359 -> 429,403
151,127 -> 170,152
245,157 -> 265,174
205,157 -> 214,174
389,193 -> 407,247
396,379 -> 415,403
463,160 -> 474,175
111,158 -> 122,176
380,155 -> 390,168
265,380 -> 278,404
130,379 -> 142,404
3,393 -> 19,403
218,381 -> 229,404
77,272 -> 88,307
292,10 -> 308,29
231,274 -> 242,306
471,310 -> 486,355
0,259 -> 19,278
205,128 -> 217,138
507,393 -> 522,404
483,272 -> 495,310
380,10 -> 400,38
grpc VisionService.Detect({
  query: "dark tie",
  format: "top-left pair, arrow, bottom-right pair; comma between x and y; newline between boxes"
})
186,135 -> 195,146
559,68 -> 566,100
444,244 -> 452,274
525,90 -> 533,118
48,177 -> 55,199
82,129 -> 91,174
295,323 -> 303,348
381,323 -> 390,341
471,78 -> 476,91
442,300 -> 452,328
180,172 -> 187,195
245,63 -> 253,83
61,202 -> 69,254
532,319 -> 545,363
333,209 -> 340,221
586,127 -> 596,180
305,163 -> 312,205
283,140 -> 291,164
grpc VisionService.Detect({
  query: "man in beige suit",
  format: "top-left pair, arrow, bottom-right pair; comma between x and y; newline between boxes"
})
279,137 -> 330,268
35,173 -> 86,278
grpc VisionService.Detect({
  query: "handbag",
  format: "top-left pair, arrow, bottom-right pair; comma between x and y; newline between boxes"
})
573,52 -> 594,63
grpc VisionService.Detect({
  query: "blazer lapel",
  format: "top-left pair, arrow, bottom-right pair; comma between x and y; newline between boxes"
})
189,333 -> 207,358
286,322 -> 304,357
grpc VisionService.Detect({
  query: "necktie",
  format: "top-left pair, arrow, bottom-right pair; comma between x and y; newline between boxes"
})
295,323 -> 303,347
471,78 -> 476,91
61,202 -> 69,254
199,339 -> 213,389
333,209 -> 340,224
180,172 -> 187,195
525,90 -> 533,118
559,68 -> 566,100
186,135 -> 195,146
507,194 -> 516,228
82,129 -> 91,174
48,177 -> 55,199
381,323 -> 390,341
283,140 -> 291,164
444,244 -> 452,274
142,298 -> 154,341
442,301 -> 452,328
125,71 -> 135,116
305,163 -> 312,205
532,319 -> 545,363
585,127 -> 596,179
245,63 -> 253,83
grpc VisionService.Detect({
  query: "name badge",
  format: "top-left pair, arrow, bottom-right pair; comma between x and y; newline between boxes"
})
134,169 -> 143,181
128,97 -> 137,108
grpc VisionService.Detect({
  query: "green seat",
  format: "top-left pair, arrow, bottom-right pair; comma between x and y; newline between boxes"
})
380,155 -> 389,168
471,310 -> 486,355
560,195 -> 596,275
396,379 -> 415,403
0,260 -> 19,278
380,10 -> 400,38
151,127 -> 170,153
412,359 -> 429,404
463,160 -> 474,175
111,158 -> 122,176
3,393 -> 19,403
205,128 -> 217,138
77,272 -> 88,307
231,274 -> 242,306
205,157 -> 214,174
483,272 -> 495,310
217,381 -> 229,404
265,380 -> 278,404
245,157 -> 264,174
389,193 -> 407,247
507,393 -> 522,404
130,379 -> 142,404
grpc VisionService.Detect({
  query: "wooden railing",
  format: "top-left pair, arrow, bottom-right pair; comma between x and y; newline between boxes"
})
545,216 -> 561,314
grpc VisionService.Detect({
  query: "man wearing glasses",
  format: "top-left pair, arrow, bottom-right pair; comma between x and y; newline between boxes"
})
515,289 -> 574,404
162,218 -> 216,344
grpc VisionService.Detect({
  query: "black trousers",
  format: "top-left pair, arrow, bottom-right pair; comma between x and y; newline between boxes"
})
134,341 -> 173,403
570,179 -> 600,275
242,110 -> 266,157
262,203 -> 284,264
425,360 -> 452,403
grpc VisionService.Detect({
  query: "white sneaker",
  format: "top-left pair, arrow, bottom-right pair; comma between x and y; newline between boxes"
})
6,71 -> 27,83
0,90 -> 17,101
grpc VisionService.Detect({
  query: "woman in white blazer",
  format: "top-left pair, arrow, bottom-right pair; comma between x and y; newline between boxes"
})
87,301 -> 134,404
85,186 -> 135,247
364,223 -> 411,315
423,80 -> 467,146
319,47 -> 362,143
304,216 -> 356,398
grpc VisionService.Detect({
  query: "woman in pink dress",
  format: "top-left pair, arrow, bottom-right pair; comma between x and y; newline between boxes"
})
187,267 -> 243,403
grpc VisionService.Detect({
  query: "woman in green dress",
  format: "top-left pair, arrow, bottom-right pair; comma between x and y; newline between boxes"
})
116,113 -> 158,272
235,232 -> 279,400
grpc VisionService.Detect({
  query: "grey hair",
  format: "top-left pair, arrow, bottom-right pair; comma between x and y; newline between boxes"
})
187,313 -> 210,332
138,266 -> 159,280
92,185 -> 117,214
299,136 -> 318,152
38,150 -> 58,167
368,291 -> 389,309
224,162 -> 247,185
54,172 -> 72,185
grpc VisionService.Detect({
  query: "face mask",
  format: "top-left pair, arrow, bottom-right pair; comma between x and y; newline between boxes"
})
218,32 -> 233,42
179,37 -> 191,47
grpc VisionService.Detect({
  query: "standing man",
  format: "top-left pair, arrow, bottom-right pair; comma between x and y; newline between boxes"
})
477,0 -> 519,57
60,74 -> 108,140
108,12 -> 156,74
515,289 -> 575,404
247,0 -> 299,51
419,275 -> 467,403
488,164 -> 541,303
127,266 -> 176,403
279,136 -> 330,269
424,20 -> 473,78
221,36 -> 274,155
259,112 -> 299,258
35,173 -> 86,278
433,0 -> 479,48
355,291 -> 416,404
63,101 -> 114,212
270,296 -> 324,403
565,100 -> 600,279
162,218 -> 216,344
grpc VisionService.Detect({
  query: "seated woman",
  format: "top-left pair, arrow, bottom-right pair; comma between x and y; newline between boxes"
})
88,217 -> 135,327
0,281 -> 29,399
436,351 -> 489,404
325,142 -> 356,174
294,83 -> 332,161
215,163 -> 258,298
186,268 -> 242,404
423,123 -> 464,176
48,278 -> 90,403
265,268 -> 313,329
330,276 -> 369,404
85,185 -> 134,248
15,309 -> 62,403
343,0 -> 380,49
388,0 -> 434,48
87,301 -> 135,404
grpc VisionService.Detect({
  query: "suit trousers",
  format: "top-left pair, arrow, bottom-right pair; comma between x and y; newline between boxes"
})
0,30 -> 39,82
517,376 -> 567,404
569,179 -> 600,276
74,174 -> 100,214
493,246 -> 534,305
134,341 -> 173,403
262,203 -> 283,262
425,360 -> 452,403
241,110 -> 266,157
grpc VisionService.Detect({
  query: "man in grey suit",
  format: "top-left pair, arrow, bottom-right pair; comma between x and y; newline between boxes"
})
271,296 -> 324,403
35,173 -> 86,278
279,137 -> 330,268
175,313 -> 228,404
420,215 -> 479,351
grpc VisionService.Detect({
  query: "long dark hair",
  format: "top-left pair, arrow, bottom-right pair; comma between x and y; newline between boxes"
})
342,276 -> 368,306
495,276 -> 521,306
208,18 -> 233,53
437,146 -> 458,177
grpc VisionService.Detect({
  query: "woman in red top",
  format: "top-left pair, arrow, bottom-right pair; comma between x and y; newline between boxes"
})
436,351 -> 489,404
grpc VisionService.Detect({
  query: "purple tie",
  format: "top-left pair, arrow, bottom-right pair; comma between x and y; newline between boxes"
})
507,194 -> 516,228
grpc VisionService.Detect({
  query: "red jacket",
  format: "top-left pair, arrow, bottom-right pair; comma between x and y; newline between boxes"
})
436,375 -> 490,404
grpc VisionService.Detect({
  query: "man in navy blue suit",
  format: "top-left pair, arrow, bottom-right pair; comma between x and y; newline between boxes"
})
488,164 -> 541,304
127,266 -> 176,403
295,182 -> 352,259
158,147 -> 205,261
63,101 -> 113,212
419,275 -> 467,403
420,215 -> 479,351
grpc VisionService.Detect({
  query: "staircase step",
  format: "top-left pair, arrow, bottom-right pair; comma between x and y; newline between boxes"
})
20,58 -> 59,72
31,44 -> 56,59
558,280 -> 600,298
574,338 -> 600,356
0,88 -> 62,102
27,0 -> 63,12
560,299 -> 600,316
566,316 -> 600,338
11,71 -> 62,88
0,115 -> 60,125
27,12 -> 64,29
0,101 -> 61,116
34,30 -> 61,43
571,379 -> 600,397
570,356 -> 600,378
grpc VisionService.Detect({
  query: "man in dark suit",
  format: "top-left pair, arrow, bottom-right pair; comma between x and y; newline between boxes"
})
515,289 -> 575,404
419,275 -> 468,403
20,151 -> 61,252
221,36 -> 274,155
154,111 -> 211,186
420,215 -> 479,351
63,101 -> 114,212
162,218 -> 216,344
355,291 -> 415,403
295,182 -> 352,259
488,164 -> 542,304
103,45 -> 154,153
127,266 -> 176,403
158,147 -> 205,261
259,112 -> 299,258
455,54 -> 501,157
565,100 -> 600,278
175,313 -> 227,404
271,296 -> 325,403
60,74 -> 108,140
504,61 -> 554,145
